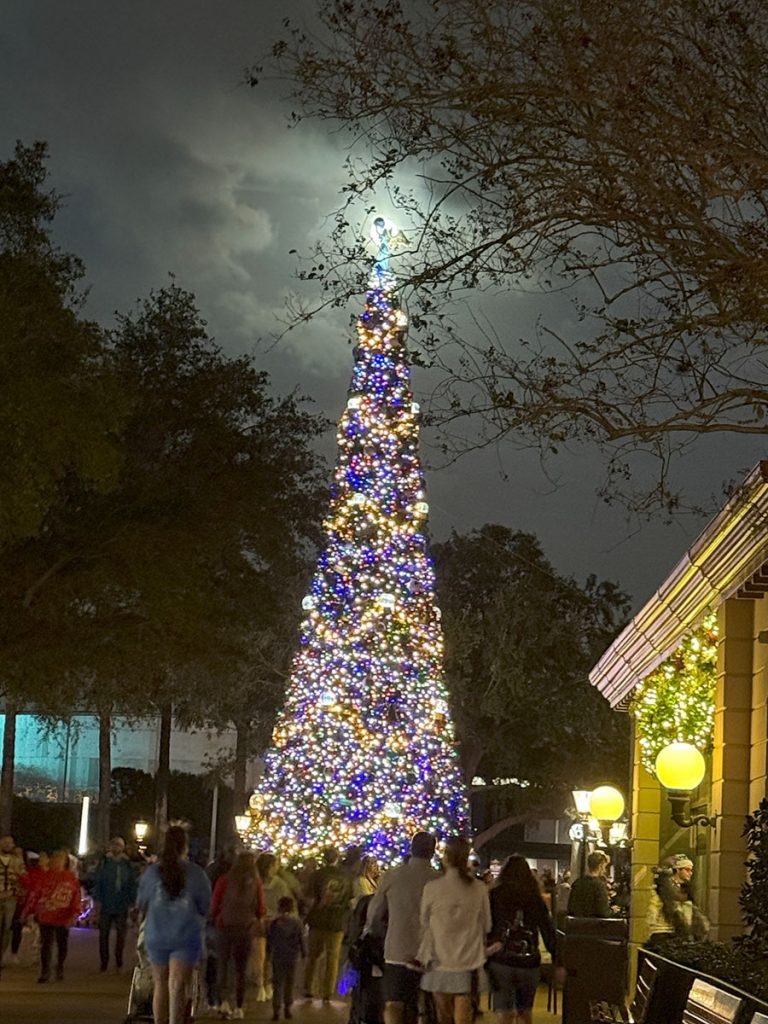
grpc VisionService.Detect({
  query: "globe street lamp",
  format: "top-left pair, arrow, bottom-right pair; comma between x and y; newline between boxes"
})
654,742 -> 718,829
234,814 -> 251,837
589,785 -> 626,845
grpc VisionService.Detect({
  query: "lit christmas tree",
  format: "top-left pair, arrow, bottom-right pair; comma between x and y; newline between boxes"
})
246,218 -> 469,862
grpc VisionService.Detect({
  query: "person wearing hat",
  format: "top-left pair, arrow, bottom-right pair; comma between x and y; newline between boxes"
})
646,854 -> 708,945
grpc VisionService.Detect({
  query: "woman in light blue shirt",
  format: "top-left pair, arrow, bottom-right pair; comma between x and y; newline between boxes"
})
137,826 -> 211,1024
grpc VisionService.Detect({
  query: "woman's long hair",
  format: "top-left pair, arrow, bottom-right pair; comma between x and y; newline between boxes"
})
256,851 -> 276,882
229,852 -> 258,899
443,837 -> 474,886
496,854 -> 541,902
159,826 -> 187,900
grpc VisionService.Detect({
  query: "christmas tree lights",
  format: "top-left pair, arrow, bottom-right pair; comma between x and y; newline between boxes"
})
630,612 -> 718,777
245,220 -> 469,862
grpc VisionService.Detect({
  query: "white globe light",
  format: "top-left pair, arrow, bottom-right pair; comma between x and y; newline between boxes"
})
655,742 -> 706,791
589,785 -> 625,823
301,595 -> 316,611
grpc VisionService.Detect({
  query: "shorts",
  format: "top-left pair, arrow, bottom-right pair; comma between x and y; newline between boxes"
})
485,961 -> 539,1011
146,941 -> 202,968
421,968 -> 486,995
383,963 -> 423,1009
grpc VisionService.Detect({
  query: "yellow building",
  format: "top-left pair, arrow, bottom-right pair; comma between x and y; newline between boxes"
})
589,461 -> 768,967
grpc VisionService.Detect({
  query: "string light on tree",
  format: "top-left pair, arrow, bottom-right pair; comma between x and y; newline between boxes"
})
244,216 -> 469,862
630,612 -> 718,777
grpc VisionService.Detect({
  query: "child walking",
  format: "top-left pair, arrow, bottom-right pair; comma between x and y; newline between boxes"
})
267,896 -> 306,1021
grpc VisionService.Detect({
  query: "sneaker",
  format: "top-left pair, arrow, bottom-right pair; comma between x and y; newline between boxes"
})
37,974 -> 49,984
265,983 -> 273,999
231,1011 -> 244,1021
219,999 -> 231,1018
256,985 -> 268,1002
205,1005 -> 220,1016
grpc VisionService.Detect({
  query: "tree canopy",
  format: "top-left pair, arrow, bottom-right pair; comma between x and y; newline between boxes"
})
0,142 -> 328,748
260,0 -> 768,514
433,524 -> 630,814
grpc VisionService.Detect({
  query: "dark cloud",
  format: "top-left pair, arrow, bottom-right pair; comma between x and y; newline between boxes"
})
4,0 -> 761,610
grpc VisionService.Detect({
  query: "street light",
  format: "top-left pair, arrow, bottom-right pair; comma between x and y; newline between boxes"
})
134,820 -> 149,853
234,813 -> 251,836
589,785 -> 625,844
654,742 -> 718,829
571,789 -> 593,877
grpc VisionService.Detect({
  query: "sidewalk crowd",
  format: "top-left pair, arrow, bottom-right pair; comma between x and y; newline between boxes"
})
1,827 -> 564,1024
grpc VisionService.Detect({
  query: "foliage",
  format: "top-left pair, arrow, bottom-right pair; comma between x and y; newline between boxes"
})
649,937 -> 768,1003
0,141 -> 124,550
740,797 -> 768,945
0,280 -> 327,716
432,524 -> 631,802
258,0 -> 768,514
630,613 -> 718,776
109,767 -> 234,851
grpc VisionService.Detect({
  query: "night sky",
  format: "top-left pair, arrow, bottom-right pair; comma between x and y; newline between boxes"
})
4,0 -> 764,613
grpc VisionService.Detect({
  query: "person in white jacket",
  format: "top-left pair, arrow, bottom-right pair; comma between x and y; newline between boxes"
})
418,837 -> 491,1024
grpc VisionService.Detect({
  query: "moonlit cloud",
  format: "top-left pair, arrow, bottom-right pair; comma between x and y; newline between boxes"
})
3,0 -> 762,608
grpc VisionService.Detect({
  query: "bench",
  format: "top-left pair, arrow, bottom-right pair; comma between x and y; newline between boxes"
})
682,979 -> 742,1024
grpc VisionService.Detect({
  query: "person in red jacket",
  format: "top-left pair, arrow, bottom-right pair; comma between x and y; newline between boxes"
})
210,852 -> 266,1019
25,849 -> 81,983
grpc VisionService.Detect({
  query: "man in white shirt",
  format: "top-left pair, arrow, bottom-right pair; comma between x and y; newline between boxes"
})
366,832 -> 437,1024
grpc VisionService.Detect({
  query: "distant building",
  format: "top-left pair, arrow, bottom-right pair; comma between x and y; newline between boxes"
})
1,712 -> 261,801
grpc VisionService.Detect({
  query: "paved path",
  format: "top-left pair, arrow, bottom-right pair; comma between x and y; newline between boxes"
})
0,927 -> 558,1023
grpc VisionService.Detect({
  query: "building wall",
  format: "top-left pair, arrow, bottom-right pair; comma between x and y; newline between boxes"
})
751,597 -> 768,808
2,714 -> 258,800
709,599 -> 753,939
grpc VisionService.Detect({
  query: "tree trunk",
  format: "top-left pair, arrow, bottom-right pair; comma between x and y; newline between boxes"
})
154,703 -> 172,842
472,812 -> 537,852
0,699 -> 17,836
96,708 -> 112,849
232,721 -> 249,815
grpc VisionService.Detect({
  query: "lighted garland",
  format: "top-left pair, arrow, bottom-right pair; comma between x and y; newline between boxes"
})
244,224 -> 469,864
630,612 -> 718,777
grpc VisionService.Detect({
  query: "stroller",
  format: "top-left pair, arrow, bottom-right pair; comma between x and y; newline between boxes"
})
125,921 -> 201,1023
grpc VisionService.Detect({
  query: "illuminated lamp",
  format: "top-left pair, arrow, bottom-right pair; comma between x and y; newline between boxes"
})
235,814 -> 251,835
572,789 -> 592,815
655,742 -> 717,828
589,785 -> 625,823
301,595 -> 316,611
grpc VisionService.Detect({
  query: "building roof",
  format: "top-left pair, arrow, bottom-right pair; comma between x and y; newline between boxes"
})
590,461 -> 768,708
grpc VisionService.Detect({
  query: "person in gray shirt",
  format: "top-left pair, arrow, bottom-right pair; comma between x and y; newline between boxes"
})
366,832 -> 438,1024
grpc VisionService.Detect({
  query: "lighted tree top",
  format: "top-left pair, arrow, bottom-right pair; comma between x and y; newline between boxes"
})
246,218 -> 469,862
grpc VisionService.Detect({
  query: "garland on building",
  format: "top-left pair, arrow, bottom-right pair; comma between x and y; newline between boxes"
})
243,219 -> 469,862
631,612 -> 718,777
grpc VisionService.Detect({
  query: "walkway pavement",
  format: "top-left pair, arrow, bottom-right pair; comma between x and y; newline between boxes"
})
0,927 -> 558,1023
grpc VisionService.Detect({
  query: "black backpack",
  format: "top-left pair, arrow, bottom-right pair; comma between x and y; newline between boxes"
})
496,910 -> 540,968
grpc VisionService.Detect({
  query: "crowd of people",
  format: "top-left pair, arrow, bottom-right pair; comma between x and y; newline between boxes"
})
1,823 -> 707,1024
